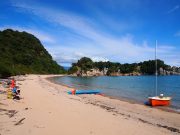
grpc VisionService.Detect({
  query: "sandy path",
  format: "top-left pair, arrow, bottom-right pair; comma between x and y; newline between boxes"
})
0,75 -> 179,135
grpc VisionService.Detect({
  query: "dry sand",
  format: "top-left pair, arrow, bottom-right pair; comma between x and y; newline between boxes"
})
0,75 -> 180,135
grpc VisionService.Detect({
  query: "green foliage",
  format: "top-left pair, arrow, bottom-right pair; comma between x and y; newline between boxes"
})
68,57 -> 175,75
0,62 -> 12,78
76,57 -> 94,72
0,29 -> 66,78
120,63 -> 134,73
140,59 -> 166,75
68,66 -> 78,74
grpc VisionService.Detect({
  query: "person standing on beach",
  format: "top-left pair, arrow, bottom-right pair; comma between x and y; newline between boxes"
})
10,78 -> 15,88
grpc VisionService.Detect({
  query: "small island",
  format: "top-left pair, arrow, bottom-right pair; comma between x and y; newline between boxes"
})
68,57 -> 180,77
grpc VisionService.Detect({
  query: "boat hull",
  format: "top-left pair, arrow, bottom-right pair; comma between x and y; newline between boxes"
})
149,98 -> 170,106
68,90 -> 101,95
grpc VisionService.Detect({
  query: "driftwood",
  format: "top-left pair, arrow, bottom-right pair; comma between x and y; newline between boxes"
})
8,110 -> 18,118
14,118 -> 25,125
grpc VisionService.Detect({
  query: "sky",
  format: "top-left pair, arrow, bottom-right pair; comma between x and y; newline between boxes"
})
0,0 -> 180,67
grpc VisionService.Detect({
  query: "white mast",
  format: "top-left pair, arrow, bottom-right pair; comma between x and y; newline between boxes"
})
155,40 -> 158,96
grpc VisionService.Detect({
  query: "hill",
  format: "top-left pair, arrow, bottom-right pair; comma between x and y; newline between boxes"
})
0,29 -> 65,78
68,57 -> 180,76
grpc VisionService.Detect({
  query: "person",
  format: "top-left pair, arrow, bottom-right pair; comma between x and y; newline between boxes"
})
12,86 -> 17,94
10,78 -> 15,88
12,86 -> 20,100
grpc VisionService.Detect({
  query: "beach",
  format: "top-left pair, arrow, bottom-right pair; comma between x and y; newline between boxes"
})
0,75 -> 180,135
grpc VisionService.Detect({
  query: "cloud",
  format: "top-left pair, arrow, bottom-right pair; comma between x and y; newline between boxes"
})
53,52 -> 109,66
91,57 -> 109,62
53,51 -> 86,63
48,46 -> 107,64
0,25 -> 56,43
10,1 -> 179,66
175,31 -> 180,37
159,52 -> 180,67
167,5 -> 179,14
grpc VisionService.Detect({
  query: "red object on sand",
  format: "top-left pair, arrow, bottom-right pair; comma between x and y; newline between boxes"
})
71,89 -> 76,95
149,96 -> 171,106
11,79 -> 15,88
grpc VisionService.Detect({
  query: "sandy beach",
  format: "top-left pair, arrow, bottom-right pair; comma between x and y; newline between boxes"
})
0,75 -> 180,135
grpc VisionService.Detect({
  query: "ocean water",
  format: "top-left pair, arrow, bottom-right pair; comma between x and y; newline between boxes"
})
52,76 -> 180,109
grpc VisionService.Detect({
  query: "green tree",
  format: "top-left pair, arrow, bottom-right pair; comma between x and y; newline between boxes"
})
0,29 -> 66,78
77,57 -> 94,73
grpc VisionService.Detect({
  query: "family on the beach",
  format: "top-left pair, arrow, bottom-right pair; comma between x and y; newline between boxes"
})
1,78 -> 21,100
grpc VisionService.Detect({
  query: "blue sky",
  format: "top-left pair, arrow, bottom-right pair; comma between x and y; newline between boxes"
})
0,0 -> 180,67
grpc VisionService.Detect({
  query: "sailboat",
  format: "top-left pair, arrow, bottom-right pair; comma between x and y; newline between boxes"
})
148,40 -> 172,106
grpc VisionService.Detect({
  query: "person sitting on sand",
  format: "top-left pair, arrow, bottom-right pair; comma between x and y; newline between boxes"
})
12,86 -> 20,100
12,86 -> 17,94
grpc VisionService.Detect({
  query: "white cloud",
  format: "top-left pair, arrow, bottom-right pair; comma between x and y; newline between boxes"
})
10,1 -> 179,66
91,57 -> 109,62
167,5 -> 179,14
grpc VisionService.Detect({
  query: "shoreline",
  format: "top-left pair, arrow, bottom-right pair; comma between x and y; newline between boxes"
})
0,75 -> 180,135
46,75 -> 180,133
47,75 -> 180,114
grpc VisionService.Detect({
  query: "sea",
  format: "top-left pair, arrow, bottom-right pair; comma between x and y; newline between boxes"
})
52,76 -> 180,110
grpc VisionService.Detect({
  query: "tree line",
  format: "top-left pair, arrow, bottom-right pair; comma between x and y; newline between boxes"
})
68,57 -> 179,75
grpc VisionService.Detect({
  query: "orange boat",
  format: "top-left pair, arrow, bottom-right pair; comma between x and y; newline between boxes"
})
149,95 -> 171,106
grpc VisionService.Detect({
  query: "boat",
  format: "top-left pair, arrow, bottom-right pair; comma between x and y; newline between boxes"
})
68,89 -> 101,95
149,94 -> 171,106
148,40 -> 172,106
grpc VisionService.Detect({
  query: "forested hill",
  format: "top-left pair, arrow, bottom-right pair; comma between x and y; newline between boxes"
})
68,57 -> 180,76
0,29 -> 65,78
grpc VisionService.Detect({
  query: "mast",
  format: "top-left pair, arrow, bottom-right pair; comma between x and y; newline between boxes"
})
155,40 -> 158,96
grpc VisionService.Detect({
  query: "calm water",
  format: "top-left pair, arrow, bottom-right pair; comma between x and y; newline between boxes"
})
52,76 -> 180,109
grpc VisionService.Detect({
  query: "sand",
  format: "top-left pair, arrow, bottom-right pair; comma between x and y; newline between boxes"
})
0,75 -> 180,135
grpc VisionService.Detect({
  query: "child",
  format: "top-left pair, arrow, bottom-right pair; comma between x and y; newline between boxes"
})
12,86 -> 20,100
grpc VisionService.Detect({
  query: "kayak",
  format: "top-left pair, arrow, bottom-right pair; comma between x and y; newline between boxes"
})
68,90 -> 101,95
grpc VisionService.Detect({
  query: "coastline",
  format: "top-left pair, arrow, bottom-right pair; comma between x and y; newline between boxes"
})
0,75 -> 180,135
48,75 -> 180,114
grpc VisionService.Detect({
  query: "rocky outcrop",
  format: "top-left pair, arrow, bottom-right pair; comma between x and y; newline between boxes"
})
86,69 -> 104,76
74,68 -> 105,77
74,68 -> 142,76
73,66 -> 180,77
159,67 -> 180,75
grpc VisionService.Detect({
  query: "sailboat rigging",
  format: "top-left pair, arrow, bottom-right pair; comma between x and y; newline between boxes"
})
148,40 -> 172,106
